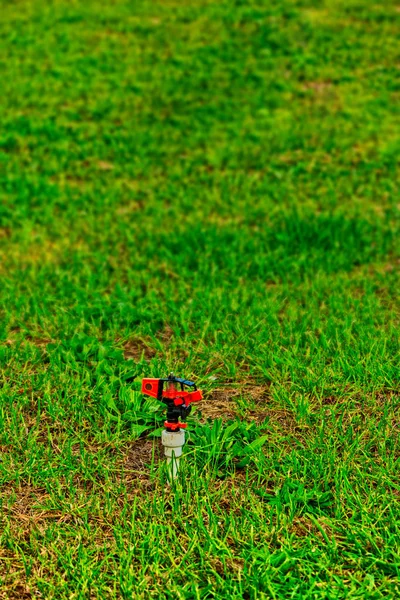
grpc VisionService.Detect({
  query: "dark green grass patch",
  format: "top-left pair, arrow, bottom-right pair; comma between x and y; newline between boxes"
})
0,0 -> 399,597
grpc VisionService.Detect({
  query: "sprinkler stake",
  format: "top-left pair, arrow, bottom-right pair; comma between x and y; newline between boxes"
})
142,373 -> 203,478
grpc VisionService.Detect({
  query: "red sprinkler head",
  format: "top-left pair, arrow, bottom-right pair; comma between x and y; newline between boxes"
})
142,373 -> 203,431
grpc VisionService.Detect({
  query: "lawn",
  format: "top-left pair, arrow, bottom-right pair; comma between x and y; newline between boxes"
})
0,0 -> 399,597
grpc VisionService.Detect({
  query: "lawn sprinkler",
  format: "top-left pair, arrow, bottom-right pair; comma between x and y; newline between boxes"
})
141,373 -> 203,478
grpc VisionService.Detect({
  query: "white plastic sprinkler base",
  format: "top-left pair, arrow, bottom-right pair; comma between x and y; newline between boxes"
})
162,429 -> 185,479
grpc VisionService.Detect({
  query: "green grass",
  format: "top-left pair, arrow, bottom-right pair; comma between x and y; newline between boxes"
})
0,0 -> 399,597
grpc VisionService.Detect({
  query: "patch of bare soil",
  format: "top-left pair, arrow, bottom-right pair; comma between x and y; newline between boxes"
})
1,486 -> 66,530
122,438 -> 162,486
302,80 -> 333,93
0,228 -> 11,239
123,339 -> 157,361
0,550 -> 30,600
26,337 -> 54,347
2,332 -> 54,348
200,388 -> 238,420
200,383 -> 271,422
123,325 -> 175,361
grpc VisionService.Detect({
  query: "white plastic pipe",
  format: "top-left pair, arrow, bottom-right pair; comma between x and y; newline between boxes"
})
162,429 -> 185,479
